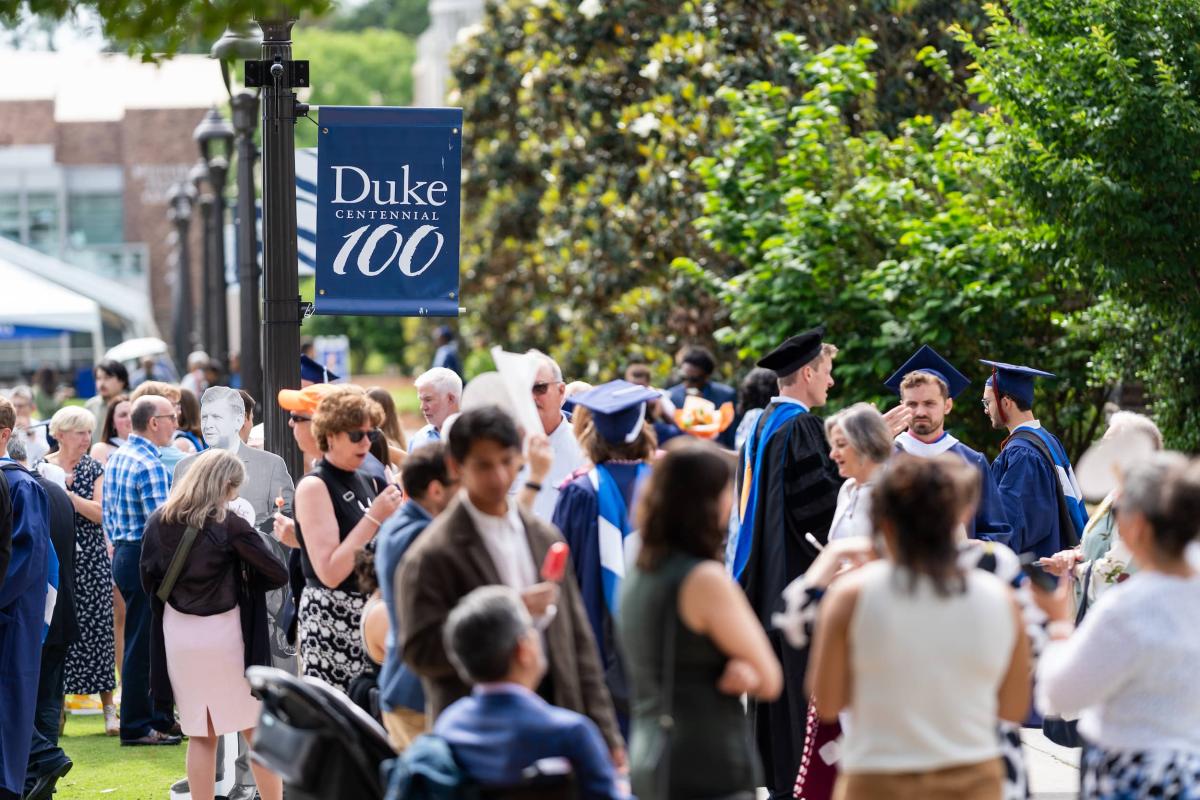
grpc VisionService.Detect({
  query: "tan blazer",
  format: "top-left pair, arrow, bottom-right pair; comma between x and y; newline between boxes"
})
397,494 -> 622,750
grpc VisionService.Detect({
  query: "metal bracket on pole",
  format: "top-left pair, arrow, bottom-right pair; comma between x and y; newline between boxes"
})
244,59 -> 309,88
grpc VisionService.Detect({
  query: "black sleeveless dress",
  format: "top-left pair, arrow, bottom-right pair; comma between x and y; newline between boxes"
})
295,459 -> 377,693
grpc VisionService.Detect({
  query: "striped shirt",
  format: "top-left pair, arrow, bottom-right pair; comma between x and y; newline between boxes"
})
102,434 -> 171,543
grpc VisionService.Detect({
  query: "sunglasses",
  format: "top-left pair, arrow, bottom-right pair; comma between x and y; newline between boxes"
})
532,381 -> 562,396
288,413 -> 312,425
346,428 -> 383,444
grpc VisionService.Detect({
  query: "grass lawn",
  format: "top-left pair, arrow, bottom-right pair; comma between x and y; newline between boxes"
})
56,714 -> 184,799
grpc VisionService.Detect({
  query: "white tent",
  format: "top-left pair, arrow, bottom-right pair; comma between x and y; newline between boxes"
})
0,255 -> 104,360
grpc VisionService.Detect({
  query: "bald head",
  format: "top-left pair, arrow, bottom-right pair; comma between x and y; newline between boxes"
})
131,395 -> 177,446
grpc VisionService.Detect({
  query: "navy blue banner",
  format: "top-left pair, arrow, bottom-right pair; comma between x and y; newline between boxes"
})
316,106 -> 463,316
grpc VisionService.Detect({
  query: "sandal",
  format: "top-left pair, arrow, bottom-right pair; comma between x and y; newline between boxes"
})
104,704 -> 120,737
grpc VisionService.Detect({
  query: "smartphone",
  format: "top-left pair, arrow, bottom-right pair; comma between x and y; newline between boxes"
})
1020,560 -> 1060,593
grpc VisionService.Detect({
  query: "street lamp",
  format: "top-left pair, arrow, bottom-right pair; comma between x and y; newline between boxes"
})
167,181 -> 197,368
188,159 -> 214,357
211,23 -> 264,404
194,107 -> 236,369
252,13 -> 308,479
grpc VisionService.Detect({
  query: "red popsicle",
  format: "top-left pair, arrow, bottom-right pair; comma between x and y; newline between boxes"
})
541,542 -> 570,582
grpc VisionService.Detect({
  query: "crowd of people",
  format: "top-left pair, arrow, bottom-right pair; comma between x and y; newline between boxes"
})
2,326 -> 1199,800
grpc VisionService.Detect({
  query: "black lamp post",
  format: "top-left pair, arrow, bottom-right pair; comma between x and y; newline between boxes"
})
194,107 -> 236,370
167,181 -> 196,368
188,159 -> 215,357
211,24 -> 264,405
252,13 -> 308,478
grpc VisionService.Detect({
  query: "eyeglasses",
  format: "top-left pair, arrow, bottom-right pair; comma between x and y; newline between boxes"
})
288,413 -> 312,425
151,414 -> 176,421
532,381 -> 562,396
346,428 -> 382,444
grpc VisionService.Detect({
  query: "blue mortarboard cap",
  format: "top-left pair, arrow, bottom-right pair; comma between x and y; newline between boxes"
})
883,345 -> 971,399
757,326 -> 825,378
980,360 -> 1055,407
572,379 -> 660,444
300,353 -> 338,384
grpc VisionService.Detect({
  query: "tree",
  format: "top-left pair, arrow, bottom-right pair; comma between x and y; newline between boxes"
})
327,0 -> 429,37
294,26 -> 416,149
452,0 -> 987,384
959,0 -> 1200,450
5,0 -> 332,58
674,34 -> 1110,456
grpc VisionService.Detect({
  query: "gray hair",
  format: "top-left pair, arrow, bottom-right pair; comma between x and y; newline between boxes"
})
129,395 -> 163,433
415,367 -> 463,401
1119,452 -> 1189,523
1105,411 -> 1163,452
201,385 -> 246,419
8,385 -> 33,404
6,435 -> 26,463
825,402 -> 893,464
525,349 -> 563,382
443,585 -> 532,685
49,405 -> 97,438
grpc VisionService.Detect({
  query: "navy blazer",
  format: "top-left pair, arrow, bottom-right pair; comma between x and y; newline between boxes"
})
377,499 -> 433,712
434,685 -> 622,800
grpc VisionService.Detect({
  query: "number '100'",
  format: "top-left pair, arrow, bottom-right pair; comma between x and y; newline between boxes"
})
332,224 -> 444,277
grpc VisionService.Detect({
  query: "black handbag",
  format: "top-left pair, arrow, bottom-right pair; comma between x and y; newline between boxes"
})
1041,562 -> 1093,748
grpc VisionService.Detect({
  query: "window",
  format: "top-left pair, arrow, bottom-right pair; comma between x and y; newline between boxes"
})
68,193 -> 124,246
26,192 -> 60,253
0,194 -> 19,243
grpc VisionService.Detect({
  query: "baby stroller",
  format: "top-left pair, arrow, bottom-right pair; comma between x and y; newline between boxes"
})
247,667 -> 394,799
246,667 -> 576,800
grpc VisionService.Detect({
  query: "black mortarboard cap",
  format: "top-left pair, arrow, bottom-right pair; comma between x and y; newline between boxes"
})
757,326 -> 825,378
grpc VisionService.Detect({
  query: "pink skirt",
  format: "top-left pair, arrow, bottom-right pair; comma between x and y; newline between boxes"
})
163,604 -> 262,736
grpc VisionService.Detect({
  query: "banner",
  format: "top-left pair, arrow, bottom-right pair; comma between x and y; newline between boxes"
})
315,106 -> 463,316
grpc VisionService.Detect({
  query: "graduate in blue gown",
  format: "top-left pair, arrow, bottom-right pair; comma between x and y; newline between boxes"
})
551,380 -> 659,737
884,345 -> 1013,545
980,361 -> 1087,559
0,452 -> 52,800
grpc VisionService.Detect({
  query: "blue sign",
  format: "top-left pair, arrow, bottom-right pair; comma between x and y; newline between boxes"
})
316,106 -> 463,316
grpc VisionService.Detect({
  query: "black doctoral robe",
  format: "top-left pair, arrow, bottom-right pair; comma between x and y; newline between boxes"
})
735,400 -> 843,797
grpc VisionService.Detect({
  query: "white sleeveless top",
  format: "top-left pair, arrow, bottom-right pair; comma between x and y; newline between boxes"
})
841,560 -> 1015,773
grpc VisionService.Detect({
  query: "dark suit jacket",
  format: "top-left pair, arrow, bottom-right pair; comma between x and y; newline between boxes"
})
397,494 -> 622,751
34,475 -> 77,646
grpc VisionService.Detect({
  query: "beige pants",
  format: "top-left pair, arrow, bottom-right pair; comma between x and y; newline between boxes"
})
835,757 -> 1004,800
381,707 -> 428,753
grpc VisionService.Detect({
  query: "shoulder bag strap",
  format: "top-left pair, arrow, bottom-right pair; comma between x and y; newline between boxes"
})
156,525 -> 201,604
1009,431 -> 1080,549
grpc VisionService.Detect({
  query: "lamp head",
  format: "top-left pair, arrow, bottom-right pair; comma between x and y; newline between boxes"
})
167,182 -> 195,222
194,107 -> 235,161
210,22 -> 263,61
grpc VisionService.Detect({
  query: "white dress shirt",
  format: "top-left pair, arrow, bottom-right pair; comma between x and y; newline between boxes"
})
517,412 -> 586,521
460,490 -> 538,590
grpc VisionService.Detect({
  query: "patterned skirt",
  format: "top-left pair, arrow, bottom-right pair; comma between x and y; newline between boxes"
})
63,521 -> 117,694
1082,746 -> 1200,799
298,585 -> 369,695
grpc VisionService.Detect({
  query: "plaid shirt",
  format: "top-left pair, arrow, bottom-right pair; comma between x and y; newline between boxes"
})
102,434 -> 171,543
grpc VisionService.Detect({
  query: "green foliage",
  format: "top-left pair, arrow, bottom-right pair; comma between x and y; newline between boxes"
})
326,0 -> 429,37
300,276 -> 410,373
959,0 -> 1200,450
299,26 -> 416,149
453,0 -> 985,384
5,0 -> 332,59
676,34 -> 1109,456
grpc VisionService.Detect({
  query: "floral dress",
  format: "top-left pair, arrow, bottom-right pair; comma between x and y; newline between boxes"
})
63,454 -> 117,694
